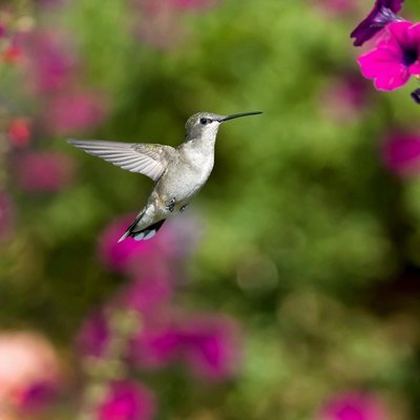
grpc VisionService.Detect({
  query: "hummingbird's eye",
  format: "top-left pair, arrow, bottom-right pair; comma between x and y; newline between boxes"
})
200,118 -> 211,125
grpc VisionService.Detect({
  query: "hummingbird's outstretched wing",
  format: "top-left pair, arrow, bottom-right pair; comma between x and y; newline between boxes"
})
68,140 -> 175,182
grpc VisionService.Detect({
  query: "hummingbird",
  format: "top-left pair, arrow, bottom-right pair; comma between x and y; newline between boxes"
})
68,111 -> 262,242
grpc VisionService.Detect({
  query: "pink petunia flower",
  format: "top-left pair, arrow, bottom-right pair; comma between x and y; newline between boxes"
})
0,331 -> 63,414
45,91 -> 106,134
320,73 -> 370,122
23,31 -> 76,94
98,214 -> 172,276
381,132 -> 420,176
15,151 -> 76,192
178,315 -> 241,381
77,310 -> 110,358
357,21 -> 420,91
319,391 -> 389,420
97,380 -> 156,420
8,118 -> 31,148
129,323 -> 182,369
97,213 -> 199,276
130,314 -> 241,381
116,276 -> 173,316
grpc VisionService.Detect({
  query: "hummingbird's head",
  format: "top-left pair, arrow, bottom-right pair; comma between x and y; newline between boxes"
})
185,111 -> 262,141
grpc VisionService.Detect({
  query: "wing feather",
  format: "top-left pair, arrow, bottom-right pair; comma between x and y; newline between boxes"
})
68,139 -> 175,181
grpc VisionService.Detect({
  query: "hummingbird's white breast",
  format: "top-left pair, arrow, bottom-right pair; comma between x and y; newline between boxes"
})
156,138 -> 215,207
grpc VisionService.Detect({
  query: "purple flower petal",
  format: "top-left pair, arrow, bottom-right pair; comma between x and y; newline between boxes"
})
20,381 -> 58,411
382,133 -> 420,175
179,315 -> 241,381
15,152 -> 76,192
357,21 -> 418,91
319,391 -> 389,420
97,380 -> 156,420
77,310 -> 110,358
350,0 -> 404,46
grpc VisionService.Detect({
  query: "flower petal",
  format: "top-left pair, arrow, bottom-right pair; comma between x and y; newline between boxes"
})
357,47 -> 401,79
373,66 -> 410,90
386,20 -> 412,47
384,0 -> 404,13
409,61 -> 420,76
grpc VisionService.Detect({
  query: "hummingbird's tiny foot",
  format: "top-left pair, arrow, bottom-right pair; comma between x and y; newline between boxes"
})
166,198 -> 176,213
180,203 -> 189,213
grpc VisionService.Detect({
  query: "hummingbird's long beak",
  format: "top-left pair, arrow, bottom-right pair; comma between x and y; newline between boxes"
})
219,111 -> 263,122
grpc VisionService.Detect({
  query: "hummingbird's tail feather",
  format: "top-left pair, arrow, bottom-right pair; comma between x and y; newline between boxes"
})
117,211 -> 166,243
133,219 -> 166,241
117,231 -> 130,243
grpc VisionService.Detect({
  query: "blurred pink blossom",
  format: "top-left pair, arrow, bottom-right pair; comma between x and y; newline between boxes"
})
321,74 -> 370,123
97,380 -> 156,420
19,381 -> 58,411
2,43 -> 23,64
15,151 -> 76,192
381,133 -> 420,176
129,323 -> 181,369
0,192 -> 14,241
97,213 -> 196,276
313,0 -> 357,16
45,91 -> 106,134
0,331 -> 63,414
23,31 -> 76,94
319,391 -> 389,420
77,310 -> 109,358
8,118 -> 31,148
131,314 -> 241,381
116,276 -> 173,316
134,0 -> 218,48
178,315 -> 241,381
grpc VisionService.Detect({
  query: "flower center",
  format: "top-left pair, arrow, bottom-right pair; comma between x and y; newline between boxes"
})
403,47 -> 418,66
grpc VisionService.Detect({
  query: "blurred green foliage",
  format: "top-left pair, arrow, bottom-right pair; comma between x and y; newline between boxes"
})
1,0 -> 420,418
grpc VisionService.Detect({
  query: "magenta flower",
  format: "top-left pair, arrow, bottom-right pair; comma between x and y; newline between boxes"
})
23,31 -> 75,94
45,91 -> 106,134
319,391 -> 389,420
19,381 -> 58,412
97,213 -> 197,276
131,314 -> 241,381
351,0 -> 404,46
357,21 -> 420,91
130,323 -> 182,369
320,74 -> 370,122
77,310 -> 109,358
15,152 -> 75,192
116,276 -> 173,316
97,380 -> 156,420
98,214 -> 170,275
381,132 -> 420,175
8,118 -> 31,148
179,315 -> 241,381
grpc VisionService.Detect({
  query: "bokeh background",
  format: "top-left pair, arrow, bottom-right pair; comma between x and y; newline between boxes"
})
0,0 -> 420,419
